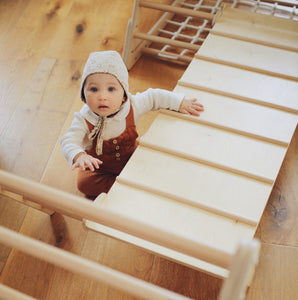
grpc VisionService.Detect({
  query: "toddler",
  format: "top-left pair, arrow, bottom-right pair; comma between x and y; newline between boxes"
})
60,51 -> 204,199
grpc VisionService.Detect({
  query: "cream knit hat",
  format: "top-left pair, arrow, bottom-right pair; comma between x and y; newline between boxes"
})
80,51 -> 129,101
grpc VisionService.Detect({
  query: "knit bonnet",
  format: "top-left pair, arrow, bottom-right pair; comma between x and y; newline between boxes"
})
80,50 -> 129,101
80,51 -> 129,156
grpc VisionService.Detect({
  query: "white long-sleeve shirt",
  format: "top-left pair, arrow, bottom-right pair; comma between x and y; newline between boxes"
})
60,88 -> 184,166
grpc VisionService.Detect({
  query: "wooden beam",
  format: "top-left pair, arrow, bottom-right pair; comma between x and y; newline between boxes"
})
134,32 -> 201,50
139,1 -> 214,21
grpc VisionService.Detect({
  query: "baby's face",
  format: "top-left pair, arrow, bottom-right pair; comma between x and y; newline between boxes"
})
84,73 -> 125,117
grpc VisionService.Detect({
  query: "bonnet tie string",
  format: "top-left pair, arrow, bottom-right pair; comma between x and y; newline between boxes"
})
88,116 -> 106,155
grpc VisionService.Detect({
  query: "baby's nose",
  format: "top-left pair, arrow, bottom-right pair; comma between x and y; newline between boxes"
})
98,90 -> 107,100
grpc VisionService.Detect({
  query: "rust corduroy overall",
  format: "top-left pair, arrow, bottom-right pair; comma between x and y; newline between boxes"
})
77,104 -> 138,198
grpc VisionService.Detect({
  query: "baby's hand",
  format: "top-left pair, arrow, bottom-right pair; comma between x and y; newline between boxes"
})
179,98 -> 204,116
72,152 -> 102,171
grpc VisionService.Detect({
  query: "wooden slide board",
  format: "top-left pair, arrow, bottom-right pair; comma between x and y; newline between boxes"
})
85,7 -> 298,278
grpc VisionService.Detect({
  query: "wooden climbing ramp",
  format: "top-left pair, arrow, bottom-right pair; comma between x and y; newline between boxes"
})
86,6 -> 298,279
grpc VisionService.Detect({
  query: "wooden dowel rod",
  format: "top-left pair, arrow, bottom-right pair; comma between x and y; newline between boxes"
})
0,226 -> 189,300
159,109 -> 289,147
0,170 -> 232,268
116,176 -> 258,227
142,47 -> 193,63
134,32 -> 201,51
139,139 -> 274,185
178,80 -> 298,114
0,283 -> 37,300
139,1 -> 214,21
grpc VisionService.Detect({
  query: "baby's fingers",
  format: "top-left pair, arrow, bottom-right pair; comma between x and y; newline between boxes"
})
71,162 -> 79,170
91,158 -> 102,170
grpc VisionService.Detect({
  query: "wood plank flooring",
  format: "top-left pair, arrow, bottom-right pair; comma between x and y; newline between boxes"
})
0,1 -> 297,299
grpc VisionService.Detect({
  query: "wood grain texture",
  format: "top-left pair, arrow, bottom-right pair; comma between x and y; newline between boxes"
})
46,0 -> 133,60
255,125 -> 298,247
150,257 -> 222,300
0,0 -> 31,46
246,243 -> 298,300
0,58 -> 82,180
0,0 -> 74,135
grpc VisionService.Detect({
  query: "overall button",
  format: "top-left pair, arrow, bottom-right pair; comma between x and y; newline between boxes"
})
113,139 -> 117,144
115,145 -> 120,150
115,153 -> 120,158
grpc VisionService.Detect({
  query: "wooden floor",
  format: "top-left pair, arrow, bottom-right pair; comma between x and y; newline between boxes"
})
0,0 -> 297,299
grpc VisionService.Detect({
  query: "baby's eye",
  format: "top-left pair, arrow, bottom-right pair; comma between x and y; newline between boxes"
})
108,87 -> 115,92
90,87 -> 98,92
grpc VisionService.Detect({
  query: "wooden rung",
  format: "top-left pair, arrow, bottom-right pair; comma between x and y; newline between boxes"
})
142,47 -> 192,63
139,0 -> 214,21
139,139 -> 274,185
0,284 -> 37,300
134,32 -> 201,51
116,176 -> 258,227
0,226 -> 189,300
0,170 -> 233,268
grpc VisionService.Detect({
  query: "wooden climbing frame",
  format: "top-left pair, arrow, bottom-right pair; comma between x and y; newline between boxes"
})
123,0 -> 298,69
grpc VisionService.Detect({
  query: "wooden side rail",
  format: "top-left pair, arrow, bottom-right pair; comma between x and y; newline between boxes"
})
0,226 -> 189,300
0,169 -> 232,269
